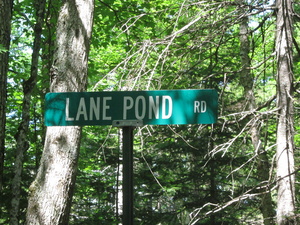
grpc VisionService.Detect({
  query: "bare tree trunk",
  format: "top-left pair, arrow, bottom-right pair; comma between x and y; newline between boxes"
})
26,0 -> 94,224
238,2 -> 275,224
0,0 -> 13,191
10,1 -> 46,224
275,0 -> 295,224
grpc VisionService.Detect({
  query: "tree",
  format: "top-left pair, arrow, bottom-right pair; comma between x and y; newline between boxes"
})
25,0 -> 95,223
238,0 -> 274,224
275,0 -> 296,224
10,0 -> 46,224
0,0 -> 13,191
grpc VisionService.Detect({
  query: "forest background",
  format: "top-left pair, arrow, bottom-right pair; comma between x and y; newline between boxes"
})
1,0 -> 300,224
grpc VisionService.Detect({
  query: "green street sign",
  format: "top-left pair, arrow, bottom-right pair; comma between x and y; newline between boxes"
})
44,89 -> 218,126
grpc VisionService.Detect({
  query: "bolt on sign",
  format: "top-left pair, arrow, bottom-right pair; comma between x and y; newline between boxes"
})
44,89 -> 218,126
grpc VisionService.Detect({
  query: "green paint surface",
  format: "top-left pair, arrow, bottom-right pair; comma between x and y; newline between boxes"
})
45,89 -> 218,126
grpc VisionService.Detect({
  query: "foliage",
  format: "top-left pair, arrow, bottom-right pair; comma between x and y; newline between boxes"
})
1,0 -> 300,224
0,44 -> 8,53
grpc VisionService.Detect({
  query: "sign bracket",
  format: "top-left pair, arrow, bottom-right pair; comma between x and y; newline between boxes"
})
113,120 -> 143,225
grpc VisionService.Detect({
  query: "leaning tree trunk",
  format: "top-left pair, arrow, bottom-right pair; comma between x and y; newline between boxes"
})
0,0 -> 13,191
275,0 -> 295,224
238,3 -> 275,224
10,1 -> 46,224
26,0 -> 94,224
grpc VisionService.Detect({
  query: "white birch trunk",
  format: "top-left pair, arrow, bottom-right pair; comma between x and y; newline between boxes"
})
238,2 -> 275,223
275,0 -> 295,224
26,0 -> 94,224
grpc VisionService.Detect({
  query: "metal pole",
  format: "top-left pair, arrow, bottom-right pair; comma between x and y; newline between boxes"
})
122,126 -> 134,225
113,120 -> 142,225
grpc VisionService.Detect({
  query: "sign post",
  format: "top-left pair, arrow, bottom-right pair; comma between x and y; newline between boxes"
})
113,120 -> 142,225
44,89 -> 218,225
122,126 -> 134,225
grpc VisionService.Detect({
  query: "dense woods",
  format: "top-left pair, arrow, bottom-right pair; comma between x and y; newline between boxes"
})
1,0 -> 300,224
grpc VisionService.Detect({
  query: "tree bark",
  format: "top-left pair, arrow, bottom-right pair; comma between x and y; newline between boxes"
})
0,0 -> 13,191
275,0 -> 295,224
26,0 -> 94,224
10,1 -> 46,224
238,2 -> 275,224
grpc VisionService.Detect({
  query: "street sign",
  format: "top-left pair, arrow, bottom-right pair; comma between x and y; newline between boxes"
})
44,89 -> 218,126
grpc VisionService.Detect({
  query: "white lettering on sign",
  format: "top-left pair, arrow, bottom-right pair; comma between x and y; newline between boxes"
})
65,97 -> 112,121
103,97 -> 112,120
122,95 -> 173,120
194,101 -> 207,113
162,96 -> 172,119
149,96 -> 159,119
123,96 -> 134,119
65,95 -> 175,122
90,97 -> 100,120
76,98 -> 88,120
66,98 -> 74,121
135,96 -> 146,119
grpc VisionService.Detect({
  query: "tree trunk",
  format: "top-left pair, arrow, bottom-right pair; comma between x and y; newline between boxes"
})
275,0 -> 295,224
238,3 -> 275,224
0,0 -> 13,191
26,0 -> 94,224
10,1 -> 46,224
